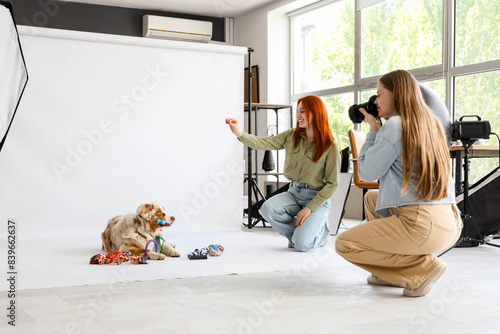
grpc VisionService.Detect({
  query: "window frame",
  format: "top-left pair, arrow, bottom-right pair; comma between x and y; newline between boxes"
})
289,0 -> 500,122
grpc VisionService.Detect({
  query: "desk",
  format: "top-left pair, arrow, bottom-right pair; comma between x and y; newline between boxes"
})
450,145 -> 499,194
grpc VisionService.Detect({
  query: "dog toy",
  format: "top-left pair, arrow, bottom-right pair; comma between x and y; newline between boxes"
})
225,119 -> 230,124
208,244 -> 224,256
144,234 -> 167,258
157,219 -> 166,226
187,245 -> 224,259
145,239 -> 158,259
90,251 -> 148,265
187,247 -> 209,260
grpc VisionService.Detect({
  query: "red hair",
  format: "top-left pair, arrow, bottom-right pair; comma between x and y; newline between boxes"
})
294,95 -> 334,162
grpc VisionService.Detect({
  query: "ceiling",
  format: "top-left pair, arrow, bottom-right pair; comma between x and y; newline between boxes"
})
63,0 -> 280,17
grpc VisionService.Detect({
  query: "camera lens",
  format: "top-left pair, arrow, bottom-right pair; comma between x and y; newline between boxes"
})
348,95 -> 378,123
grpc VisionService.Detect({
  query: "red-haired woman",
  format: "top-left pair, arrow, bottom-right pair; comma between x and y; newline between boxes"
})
226,95 -> 340,251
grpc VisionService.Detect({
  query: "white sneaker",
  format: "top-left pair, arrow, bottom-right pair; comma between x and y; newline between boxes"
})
403,262 -> 447,297
367,275 -> 406,288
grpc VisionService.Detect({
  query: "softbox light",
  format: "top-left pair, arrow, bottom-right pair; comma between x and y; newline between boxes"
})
0,1 -> 28,153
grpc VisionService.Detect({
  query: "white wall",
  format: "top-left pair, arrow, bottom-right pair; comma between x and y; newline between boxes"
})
0,27 -> 247,238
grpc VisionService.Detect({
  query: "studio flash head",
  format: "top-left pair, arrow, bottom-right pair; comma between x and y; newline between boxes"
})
451,115 -> 491,141
348,95 -> 378,123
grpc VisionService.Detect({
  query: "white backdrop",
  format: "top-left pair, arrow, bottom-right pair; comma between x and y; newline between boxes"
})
0,27 -> 246,239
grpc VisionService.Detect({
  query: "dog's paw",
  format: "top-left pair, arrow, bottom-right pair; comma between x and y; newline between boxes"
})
168,242 -> 176,248
150,253 -> 166,260
167,249 -> 181,257
161,243 -> 180,257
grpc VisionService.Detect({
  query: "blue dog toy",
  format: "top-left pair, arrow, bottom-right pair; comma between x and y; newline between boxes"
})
187,247 -> 209,260
157,219 -> 166,226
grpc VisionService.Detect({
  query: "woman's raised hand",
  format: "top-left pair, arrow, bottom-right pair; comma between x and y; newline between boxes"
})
226,117 -> 243,138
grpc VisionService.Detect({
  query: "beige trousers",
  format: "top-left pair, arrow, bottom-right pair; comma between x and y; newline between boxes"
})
335,190 -> 463,289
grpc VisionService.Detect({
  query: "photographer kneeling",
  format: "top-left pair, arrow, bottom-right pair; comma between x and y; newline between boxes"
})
335,69 -> 463,297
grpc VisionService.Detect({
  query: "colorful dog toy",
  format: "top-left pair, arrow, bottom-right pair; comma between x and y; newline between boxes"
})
143,235 -> 167,259
187,247 -> 209,260
157,219 -> 166,226
208,244 -> 224,256
187,244 -> 224,260
145,239 -> 158,259
90,251 -> 148,265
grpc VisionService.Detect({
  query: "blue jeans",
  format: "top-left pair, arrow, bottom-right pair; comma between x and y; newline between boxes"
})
259,181 -> 331,252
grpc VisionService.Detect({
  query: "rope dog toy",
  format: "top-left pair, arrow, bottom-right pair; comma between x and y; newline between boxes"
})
208,244 -> 224,256
90,251 -> 148,264
188,244 -> 224,259
187,247 -> 209,259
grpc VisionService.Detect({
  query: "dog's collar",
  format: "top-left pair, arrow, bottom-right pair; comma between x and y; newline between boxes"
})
135,215 -> 142,223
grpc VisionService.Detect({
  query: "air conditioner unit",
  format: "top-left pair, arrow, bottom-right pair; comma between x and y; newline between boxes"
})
143,15 -> 212,43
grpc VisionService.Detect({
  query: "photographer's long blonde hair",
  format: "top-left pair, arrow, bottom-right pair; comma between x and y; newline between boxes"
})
379,70 -> 450,201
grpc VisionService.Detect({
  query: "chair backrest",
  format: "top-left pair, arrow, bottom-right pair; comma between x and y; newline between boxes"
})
348,129 -> 379,189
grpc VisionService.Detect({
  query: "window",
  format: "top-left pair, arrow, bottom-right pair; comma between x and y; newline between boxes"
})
322,93 -> 354,149
361,0 -> 442,78
290,0 -> 500,184
454,70 -> 500,181
455,0 -> 500,66
291,0 -> 355,95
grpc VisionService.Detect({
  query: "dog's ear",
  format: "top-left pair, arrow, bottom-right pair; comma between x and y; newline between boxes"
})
137,203 -> 156,223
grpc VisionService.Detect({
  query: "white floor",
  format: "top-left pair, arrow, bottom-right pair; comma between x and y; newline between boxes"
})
1,219 -> 500,334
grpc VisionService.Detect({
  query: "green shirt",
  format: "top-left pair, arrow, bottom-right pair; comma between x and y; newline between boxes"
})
239,129 -> 341,211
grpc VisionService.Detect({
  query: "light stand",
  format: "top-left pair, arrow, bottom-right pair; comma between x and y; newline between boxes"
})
439,139 -> 500,257
243,47 -> 267,228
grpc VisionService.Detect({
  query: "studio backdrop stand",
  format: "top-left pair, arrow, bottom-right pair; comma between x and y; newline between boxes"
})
439,139 -> 500,257
243,47 -> 267,229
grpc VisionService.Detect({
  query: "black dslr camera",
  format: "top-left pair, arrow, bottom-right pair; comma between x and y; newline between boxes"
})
348,95 -> 378,123
451,115 -> 491,141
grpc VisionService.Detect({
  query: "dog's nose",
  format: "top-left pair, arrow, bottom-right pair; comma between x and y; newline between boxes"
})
171,216 -> 175,222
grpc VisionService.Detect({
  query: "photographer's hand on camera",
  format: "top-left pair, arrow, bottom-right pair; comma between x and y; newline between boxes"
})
359,108 -> 382,132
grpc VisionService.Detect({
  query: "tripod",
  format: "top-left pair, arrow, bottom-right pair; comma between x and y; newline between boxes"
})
439,139 -> 500,257
243,47 -> 267,228
244,176 -> 268,228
